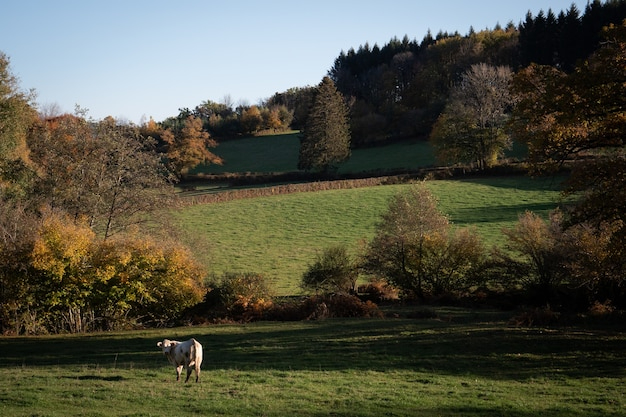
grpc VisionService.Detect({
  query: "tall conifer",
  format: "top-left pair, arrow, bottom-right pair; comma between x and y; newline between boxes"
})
298,77 -> 350,172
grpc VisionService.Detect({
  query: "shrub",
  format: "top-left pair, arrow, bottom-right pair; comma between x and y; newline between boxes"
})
509,306 -> 560,327
264,294 -> 383,321
358,279 -> 399,303
203,272 -> 274,322
301,245 -> 357,294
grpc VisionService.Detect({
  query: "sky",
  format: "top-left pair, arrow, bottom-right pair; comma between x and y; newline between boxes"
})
1,0 -> 590,123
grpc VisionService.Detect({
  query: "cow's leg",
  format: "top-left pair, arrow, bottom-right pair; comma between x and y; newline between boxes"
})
195,364 -> 201,383
176,365 -> 183,381
185,367 -> 192,383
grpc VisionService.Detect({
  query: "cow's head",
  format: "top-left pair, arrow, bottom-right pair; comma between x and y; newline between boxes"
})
157,339 -> 175,356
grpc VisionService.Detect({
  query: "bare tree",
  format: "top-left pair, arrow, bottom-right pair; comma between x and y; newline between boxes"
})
431,63 -> 514,170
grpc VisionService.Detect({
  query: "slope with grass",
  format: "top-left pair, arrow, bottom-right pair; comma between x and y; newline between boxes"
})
0,310 -> 624,416
194,133 -> 436,175
173,176 -> 565,295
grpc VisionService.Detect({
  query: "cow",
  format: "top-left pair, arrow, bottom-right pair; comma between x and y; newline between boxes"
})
156,338 -> 203,383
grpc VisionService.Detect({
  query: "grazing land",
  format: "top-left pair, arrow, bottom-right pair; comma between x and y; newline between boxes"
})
173,176 -> 565,295
0,309 -> 624,416
193,133 -> 436,175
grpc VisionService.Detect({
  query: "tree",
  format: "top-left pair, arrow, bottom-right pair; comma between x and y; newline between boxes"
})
363,183 -> 483,298
510,21 -> 626,272
0,52 -> 37,199
240,106 -> 263,135
28,115 -> 176,239
430,63 -> 514,169
298,77 -> 351,172
301,245 -> 357,294
500,211 -> 568,300
162,115 -> 222,177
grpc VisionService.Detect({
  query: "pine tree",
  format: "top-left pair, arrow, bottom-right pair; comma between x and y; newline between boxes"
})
298,77 -> 351,172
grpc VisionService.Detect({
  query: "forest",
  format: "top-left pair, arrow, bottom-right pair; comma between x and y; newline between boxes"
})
0,0 -> 625,334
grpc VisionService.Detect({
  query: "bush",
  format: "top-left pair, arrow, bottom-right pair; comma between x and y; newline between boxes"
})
203,272 -> 274,322
509,306 -> 560,327
358,279 -> 399,303
265,294 -> 383,321
301,245 -> 357,294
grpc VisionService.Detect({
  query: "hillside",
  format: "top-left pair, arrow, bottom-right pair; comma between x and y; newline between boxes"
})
173,176 -> 564,295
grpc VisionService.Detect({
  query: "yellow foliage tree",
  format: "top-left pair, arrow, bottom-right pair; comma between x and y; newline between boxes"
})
29,212 -> 96,332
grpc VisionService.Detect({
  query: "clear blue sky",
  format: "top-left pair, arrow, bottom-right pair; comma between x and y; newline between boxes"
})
1,0 -> 589,123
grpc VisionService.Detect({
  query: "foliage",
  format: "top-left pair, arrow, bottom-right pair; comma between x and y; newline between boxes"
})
431,63 -> 514,169
518,2 -> 626,71
301,245 -> 357,294
298,77 -> 351,172
240,105 -> 263,135
363,183 -> 484,298
203,272 -> 274,321
27,115 -> 176,239
0,211 -> 206,334
498,211 -> 569,301
0,52 -> 38,200
162,115 -> 222,176
509,21 -> 626,307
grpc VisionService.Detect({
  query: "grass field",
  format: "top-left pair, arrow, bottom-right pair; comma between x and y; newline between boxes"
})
172,175 -> 566,295
1,309 -> 624,416
194,133 -> 436,175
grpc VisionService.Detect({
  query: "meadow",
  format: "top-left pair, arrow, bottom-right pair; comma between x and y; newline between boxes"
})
173,176 -> 566,295
1,309 -> 624,416
194,133 -> 436,175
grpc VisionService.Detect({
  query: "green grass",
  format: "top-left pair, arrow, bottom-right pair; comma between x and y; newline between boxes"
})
1,310 -> 624,416
173,176 -> 565,295
195,132 -> 526,175
195,133 -> 436,174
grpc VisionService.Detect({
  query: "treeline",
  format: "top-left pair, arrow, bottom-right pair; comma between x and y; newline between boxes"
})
327,0 -> 626,147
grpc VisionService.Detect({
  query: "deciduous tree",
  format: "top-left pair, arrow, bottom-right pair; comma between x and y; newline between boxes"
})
28,115 -> 176,239
162,115 -> 222,177
363,183 -> 484,298
431,63 -> 514,169
0,52 -> 37,199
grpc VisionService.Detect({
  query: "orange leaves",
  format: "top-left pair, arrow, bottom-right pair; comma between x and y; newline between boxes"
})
164,115 -> 222,176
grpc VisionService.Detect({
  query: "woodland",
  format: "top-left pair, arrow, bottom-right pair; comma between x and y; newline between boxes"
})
0,0 -> 625,334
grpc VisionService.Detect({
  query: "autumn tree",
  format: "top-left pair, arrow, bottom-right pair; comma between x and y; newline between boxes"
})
509,21 -> 626,305
298,77 -> 351,173
431,63 -> 514,169
27,115 -> 175,239
162,115 -> 222,177
240,106 -> 263,135
363,183 -> 484,298
28,212 -> 96,332
0,51 -> 38,199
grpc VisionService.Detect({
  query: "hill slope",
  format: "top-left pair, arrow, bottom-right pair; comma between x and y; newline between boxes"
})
173,176 -> 564,295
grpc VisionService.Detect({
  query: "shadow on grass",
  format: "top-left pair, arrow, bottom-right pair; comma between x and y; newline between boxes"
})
1,312 -> 624,382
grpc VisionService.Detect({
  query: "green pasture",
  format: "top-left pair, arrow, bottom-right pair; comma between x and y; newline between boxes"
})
1,310 -> 624,416
173,176 -> 566,295
193,132 -> 527,175
194,133 -> 436,174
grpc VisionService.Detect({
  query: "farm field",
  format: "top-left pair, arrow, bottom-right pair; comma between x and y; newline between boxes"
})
172,175 -> 566,295
1,309 -> 624,416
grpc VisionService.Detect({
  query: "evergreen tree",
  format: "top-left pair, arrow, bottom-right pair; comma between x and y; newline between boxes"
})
298,77 -> 351,172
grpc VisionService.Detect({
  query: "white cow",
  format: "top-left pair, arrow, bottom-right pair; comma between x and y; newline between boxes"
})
157,338 -> 203,383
